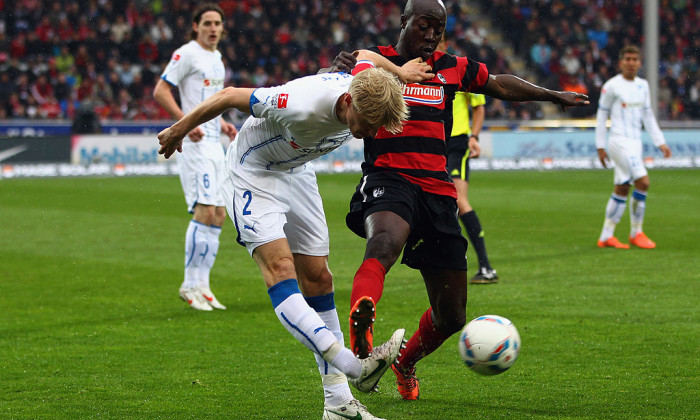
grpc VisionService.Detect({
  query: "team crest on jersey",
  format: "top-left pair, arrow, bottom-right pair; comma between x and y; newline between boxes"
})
373,187 -> 384,198
403,83 -> 444,106
172,53 -> 180,61
437,73 -> 447,84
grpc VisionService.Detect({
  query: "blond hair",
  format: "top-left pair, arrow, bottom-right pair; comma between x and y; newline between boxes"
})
349,68 -> 409,134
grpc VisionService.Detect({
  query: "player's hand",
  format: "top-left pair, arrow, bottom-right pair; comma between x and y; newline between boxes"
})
552,91 -> 590,111
399,57 -> 434,83
659,144 -> 672,158
158,125 -> 187,159
187,126 -> 205,142
468,136 -> 481,158
221,121 -> 238,141
330,51 -> 357,73
597,148 -> 609,168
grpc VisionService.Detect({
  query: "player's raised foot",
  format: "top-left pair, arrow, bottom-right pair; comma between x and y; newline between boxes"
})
597,236 -> 630,249
629,232 -> 656,249
391,363 -> 420,400
323,399 -> 385,420
350,296 -> 375,358
199,287 -> 227,310
179,288 -> 213,311
349,328 -> 406,393
469,267 -> 499,284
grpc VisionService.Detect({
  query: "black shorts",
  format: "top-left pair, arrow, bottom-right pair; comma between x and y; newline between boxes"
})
346,171 -> 468,271
446,134 -> 471,182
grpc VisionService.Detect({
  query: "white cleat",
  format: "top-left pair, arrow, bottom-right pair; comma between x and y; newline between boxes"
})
179,288 -> 213,311
323,399 -> 385,420
349,328 -> 406,393
198,287 -> 227,310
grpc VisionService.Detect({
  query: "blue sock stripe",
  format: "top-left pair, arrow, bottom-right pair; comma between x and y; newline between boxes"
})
279,311 -> 323,356
632,190 -> 647,201
210,225 -> 222,231
611,194 -> 627,204
267,279 -> 301,308
304,292 -> 336,312
185,225 -> 199,267
191,220 -> 208,227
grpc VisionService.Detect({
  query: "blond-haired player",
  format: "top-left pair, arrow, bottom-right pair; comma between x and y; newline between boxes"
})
158,55 -> 432,419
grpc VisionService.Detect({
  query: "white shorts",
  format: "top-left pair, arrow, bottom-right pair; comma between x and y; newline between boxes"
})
176,141 -> 226,213
222,155 -> 329,256
607,135 -> 647,185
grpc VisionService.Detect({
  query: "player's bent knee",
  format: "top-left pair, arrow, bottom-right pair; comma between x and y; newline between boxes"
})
266,255 -> 297,279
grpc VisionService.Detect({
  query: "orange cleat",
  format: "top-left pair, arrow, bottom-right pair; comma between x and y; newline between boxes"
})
391,364 -> 420,400
349,296 -> 375,358
630,232 -> 656,249
597,237 -> 630,249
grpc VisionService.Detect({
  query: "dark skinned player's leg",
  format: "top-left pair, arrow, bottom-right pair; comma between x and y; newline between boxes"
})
395,268 -> 468,373
350,211 -> 409,357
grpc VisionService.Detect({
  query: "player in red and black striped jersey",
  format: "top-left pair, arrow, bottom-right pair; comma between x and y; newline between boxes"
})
339,0 -> 590,400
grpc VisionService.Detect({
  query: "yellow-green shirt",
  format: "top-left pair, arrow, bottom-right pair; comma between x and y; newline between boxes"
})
450,92 -> 486,137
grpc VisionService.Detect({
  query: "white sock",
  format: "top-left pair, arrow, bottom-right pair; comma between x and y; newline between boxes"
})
599,193 -> 627,241
267,280 -> 338,355
306,293 -> 354,407
199,225 -> 221,289
324,342 -> 362,380
183,221 -> 209,289
629,190 -> 647,237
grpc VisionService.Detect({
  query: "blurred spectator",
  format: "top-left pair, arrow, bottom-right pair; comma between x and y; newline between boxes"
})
0,0 -> 696,122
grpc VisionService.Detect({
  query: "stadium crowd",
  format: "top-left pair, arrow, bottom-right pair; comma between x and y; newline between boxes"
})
0,0 -> 697,122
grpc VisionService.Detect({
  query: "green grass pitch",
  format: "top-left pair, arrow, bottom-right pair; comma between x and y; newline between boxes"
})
1,169 -> 698,419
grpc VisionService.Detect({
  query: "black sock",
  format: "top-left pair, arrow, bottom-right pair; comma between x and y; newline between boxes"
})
460,210 -> 491,270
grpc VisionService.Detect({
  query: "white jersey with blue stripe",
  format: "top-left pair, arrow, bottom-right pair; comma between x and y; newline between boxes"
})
232,72 -> 356,171
160,40 -> 225,145
595,74 -> 665,149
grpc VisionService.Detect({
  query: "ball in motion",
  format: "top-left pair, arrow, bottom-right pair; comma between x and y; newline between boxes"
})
458,315 -> 521,375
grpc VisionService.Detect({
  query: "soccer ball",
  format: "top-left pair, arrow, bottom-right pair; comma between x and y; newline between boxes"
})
458,315 -> 521,376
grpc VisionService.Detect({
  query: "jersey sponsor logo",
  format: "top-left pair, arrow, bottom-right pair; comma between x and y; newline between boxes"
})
278,93 -> 289,109
403,83 -> 444,106
621,101 -> 643,109
203,78 -> 224,88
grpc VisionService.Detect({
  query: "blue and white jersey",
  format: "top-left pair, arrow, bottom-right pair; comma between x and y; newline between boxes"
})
160,40 -> 225,145
232,72 -> 357,171
595,74 -> 665,149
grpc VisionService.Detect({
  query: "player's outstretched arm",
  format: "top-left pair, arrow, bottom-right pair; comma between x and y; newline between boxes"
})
482,74 -> 590,109
158,87 -> 254,158
354,50 -> 434,83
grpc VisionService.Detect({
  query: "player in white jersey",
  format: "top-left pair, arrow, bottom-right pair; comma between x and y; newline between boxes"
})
595,45 -> 672,250
158,53 -> 432,419
153,4 -> 237,311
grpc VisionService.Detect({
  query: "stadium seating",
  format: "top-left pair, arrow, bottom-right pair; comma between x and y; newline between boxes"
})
0,0 -> 697,122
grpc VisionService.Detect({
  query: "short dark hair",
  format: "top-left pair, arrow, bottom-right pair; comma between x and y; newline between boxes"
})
190,3 -> 225,40
619,45 -> 640,60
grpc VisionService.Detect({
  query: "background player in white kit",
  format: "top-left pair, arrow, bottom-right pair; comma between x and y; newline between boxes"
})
595,45 -> 672,250
153,4 -> 237,310
158,55 -> 432,419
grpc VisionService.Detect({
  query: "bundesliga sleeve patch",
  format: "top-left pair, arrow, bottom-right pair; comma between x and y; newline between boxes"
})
276,93 -> 289,109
